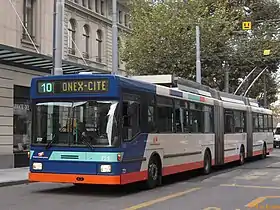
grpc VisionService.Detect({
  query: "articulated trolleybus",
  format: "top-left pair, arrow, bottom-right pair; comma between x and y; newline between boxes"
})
29,73 -> 273,188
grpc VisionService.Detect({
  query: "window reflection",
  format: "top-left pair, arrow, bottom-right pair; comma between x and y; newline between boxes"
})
13,85 -> 31,152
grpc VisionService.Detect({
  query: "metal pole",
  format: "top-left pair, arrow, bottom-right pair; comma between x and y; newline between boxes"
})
263,73 -> 267,108
224,61 -> 229,93
53,0 -> 64,75
234,67 -> 257,95
243,67 -> 268,96
112,0 -> 118,75
196,26 -> 201,84
52,0 -> 57,75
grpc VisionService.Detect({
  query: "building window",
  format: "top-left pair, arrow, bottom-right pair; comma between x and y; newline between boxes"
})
74,0 -> 79,3
119,10 -> 122,24
68,19 -> 76,55
82,0 -> 87,7
82,25 -> 90,59
118,37 -> 120,67
100,0 -> 105,15
95,0 -> 99,13
13,86 -> 31,153
124,14 -> 128,26
88,0 -> 92,9
96,29 -> 102,62
23,0 -> 35,40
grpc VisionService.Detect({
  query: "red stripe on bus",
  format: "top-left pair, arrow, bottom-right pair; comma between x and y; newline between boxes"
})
121,171 -> 147,184
224,155 -> 240,163
253,150 -> 263,156
162,161 -> 204,176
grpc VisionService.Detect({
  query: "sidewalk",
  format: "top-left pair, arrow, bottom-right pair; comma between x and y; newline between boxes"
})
0,167 -> 29,187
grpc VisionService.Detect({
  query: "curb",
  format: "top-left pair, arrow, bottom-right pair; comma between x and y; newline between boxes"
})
0,179 -> 29,188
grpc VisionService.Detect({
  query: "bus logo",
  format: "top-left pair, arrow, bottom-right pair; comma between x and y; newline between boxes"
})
38,152 -> 44,157
151,136 -> 160,145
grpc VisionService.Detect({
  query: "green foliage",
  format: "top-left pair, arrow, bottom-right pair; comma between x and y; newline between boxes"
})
121,0 -> 280,105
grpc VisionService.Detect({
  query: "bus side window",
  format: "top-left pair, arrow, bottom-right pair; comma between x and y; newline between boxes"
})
122,99 -> 140,141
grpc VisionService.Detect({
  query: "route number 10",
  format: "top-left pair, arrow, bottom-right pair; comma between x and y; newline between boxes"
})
41,83 -> 53,93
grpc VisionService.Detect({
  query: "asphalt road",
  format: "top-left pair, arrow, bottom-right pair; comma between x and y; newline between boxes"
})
3,151 -> 280,210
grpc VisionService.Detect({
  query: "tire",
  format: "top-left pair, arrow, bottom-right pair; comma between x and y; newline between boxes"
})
239,148 -> 245,165
203,151 -> 211,175
261,144 -> 267,159
146,157 -> 161,189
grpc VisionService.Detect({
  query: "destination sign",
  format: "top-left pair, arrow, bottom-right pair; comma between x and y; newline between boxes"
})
37,79 -> 109,94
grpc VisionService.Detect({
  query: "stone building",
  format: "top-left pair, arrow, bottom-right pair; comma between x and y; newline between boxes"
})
0,0 -> 130,168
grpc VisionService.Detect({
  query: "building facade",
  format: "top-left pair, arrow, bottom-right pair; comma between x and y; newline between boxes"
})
0,0 -> 130,169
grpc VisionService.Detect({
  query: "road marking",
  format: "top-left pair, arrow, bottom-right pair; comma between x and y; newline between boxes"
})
272,175 -> 280,182
220,184 -> 280,190
203,207 -> 221,210
123,187 -> 201,210
246,196 -> 280,208
246,197 -> 267,208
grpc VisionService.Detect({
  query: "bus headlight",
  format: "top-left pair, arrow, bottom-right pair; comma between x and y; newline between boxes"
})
32,162 -> 42,170
100,165 -> 111,173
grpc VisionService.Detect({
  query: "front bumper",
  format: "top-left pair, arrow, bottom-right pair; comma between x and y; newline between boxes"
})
29,172 -> 121,185
29,171 -> 148,185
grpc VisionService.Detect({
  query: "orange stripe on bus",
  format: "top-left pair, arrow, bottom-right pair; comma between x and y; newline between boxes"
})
162,161 -> 204,176
121,171 -> 147,184
29,172 -> 121,185
224,155 -> 240,163
253,150 -> 263,156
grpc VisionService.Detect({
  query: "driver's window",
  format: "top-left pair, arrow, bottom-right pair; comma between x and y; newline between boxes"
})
122,94 -> 141,141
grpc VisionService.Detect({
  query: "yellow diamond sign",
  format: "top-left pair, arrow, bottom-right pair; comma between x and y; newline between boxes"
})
242,21 -> 252,30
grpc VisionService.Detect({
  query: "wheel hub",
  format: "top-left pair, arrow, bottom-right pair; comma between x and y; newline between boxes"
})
149,163 -> 158,180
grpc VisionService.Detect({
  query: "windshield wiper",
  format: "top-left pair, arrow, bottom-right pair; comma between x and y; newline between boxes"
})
45,134 -> 56,149
80,135 -> 94,150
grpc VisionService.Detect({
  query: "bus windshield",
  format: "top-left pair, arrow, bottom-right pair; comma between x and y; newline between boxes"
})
32,100 -> 119,147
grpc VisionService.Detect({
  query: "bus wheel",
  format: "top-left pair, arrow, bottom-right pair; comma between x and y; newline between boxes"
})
239,147 -> 245,165
261,144 -> 267,159
146,157 -> 161,189
203,150 -> 211,175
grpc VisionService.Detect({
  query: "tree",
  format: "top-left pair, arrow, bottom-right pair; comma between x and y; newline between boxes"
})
121,0 -> 280,105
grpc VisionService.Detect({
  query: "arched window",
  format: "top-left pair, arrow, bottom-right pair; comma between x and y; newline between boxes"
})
83,25 -> 90,58
68,19 -> 76,55
96,30 -> 102,62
